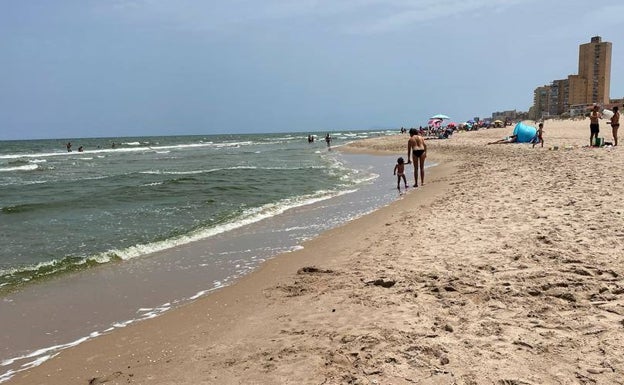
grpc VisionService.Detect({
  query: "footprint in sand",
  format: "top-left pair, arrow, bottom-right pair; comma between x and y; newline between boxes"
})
88,371 -> 123,385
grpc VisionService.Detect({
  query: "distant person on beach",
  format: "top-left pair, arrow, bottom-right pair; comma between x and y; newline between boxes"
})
608,106 -> 619,146
533,123 -> 544,148
487,135 -> 517,145
393,157 -> 408,194
407,128 -> 426,187
78,146 -> 84,152
66,142 -> 72,152
325,133 -> 332,148
589,104 -> 601,146
308,134 -> 314,143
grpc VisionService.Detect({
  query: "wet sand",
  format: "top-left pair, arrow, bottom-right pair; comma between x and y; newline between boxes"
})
8,119 -> 624,384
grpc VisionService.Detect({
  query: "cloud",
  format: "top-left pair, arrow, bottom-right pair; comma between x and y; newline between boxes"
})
339,0 -> 539,34
585,4 -> 624,27
99,0 -> 539,35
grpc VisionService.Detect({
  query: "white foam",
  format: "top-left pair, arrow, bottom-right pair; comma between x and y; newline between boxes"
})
0,141 -> 254,160
0,282 -> 227,383
103,188 -> 356,263
140,169 -> 221,175
0,164 -> 38,172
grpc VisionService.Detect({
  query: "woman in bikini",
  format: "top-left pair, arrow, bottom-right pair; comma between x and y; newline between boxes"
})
407,128 -> 427,187
609,106 -> 620,146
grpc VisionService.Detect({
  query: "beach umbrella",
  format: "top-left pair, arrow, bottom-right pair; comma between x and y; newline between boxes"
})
430,114 -> 451,120
428,119 -> 442,127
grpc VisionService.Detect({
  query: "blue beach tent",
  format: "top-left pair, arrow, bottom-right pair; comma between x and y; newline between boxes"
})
512,122 -> 538,143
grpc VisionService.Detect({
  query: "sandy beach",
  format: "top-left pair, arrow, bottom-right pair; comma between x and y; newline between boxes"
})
9,119 -> 624,385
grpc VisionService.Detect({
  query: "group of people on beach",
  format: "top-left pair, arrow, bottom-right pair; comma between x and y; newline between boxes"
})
590,104 -> 620,146
485,103 -> 621,149
486,122 -> 545,147
394,128 -> 427,194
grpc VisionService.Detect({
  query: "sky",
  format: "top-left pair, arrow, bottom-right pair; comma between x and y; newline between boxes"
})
1,0 -> 623,140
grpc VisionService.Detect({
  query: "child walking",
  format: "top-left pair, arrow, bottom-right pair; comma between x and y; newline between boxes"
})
393,157 -> 408,194
533,122 -> 544,148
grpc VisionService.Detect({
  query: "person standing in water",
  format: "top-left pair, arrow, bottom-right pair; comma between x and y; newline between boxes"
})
393,157 -> 408,194
407,128 -> 427,187
66,142 -> 72,152
325,133 -> 332,148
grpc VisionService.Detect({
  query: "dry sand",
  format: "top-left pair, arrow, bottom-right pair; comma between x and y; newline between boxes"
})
9,119 -> 624,385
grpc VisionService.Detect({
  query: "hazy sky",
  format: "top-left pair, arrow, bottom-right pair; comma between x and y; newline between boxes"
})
1,0 -> 623,140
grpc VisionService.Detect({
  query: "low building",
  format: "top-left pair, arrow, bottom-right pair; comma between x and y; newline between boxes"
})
569,104 -> 591,117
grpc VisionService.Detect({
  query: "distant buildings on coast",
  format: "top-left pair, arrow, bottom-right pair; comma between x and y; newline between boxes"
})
484,36 -> 621,123
529,36 -> 622,120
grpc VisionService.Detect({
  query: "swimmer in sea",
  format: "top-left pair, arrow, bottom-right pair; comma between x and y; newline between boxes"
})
407,128 -> 427,187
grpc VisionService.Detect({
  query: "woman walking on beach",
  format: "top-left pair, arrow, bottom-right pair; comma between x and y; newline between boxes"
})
407,128 -> 426,187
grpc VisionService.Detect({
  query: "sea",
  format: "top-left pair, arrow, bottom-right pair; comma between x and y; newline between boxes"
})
0,130 -> 428,382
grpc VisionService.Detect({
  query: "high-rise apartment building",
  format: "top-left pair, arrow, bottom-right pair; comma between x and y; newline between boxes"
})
573,36 -> 612,105
530,36 -> 612,119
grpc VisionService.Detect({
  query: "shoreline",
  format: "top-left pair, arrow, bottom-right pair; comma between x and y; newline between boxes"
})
0,149 -> 412,379
6,134 -> 451,385
9,120 -> 624,384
